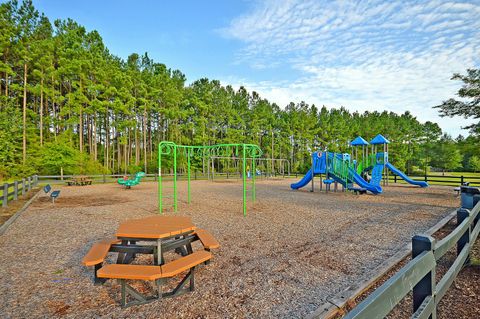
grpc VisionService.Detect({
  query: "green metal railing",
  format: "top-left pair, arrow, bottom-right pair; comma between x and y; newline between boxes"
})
158,141 -> 262,216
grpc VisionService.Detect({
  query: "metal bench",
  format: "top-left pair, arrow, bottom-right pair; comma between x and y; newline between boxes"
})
43,184 -> 61,203
97,250 -> 212,307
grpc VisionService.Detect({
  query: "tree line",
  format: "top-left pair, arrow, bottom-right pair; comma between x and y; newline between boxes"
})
0,0 -> 477,179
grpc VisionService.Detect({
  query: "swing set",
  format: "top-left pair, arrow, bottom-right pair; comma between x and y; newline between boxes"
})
158,141 -> 263,216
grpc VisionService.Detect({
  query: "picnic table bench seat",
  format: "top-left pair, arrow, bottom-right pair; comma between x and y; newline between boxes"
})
82,238 -> 121,267
97,250 -> 212,307
194,229 -> 220,251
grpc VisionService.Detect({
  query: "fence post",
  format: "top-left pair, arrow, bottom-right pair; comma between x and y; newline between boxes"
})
103,174 -> 106,183
14,181 -> 18,200
394,175 -> 397,183
412,234 -> 436,318
457,208 -> 471,265
195,170 -> 197,180
2,183 -> 8,207
33,175 -> 38,186
461,175 -> 464,185
424,174 -> 427,182
27,176 -> 32,191
22,178 -> 26,195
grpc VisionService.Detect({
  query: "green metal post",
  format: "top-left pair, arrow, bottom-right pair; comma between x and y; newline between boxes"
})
252,156 -> 256,202
173,145 -> 177,212
187,148 -> 191,204
158,146 -> 162,214
242,144 -> 247,216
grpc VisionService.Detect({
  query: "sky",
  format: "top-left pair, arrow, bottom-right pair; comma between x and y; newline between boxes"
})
32,0 -> 480,136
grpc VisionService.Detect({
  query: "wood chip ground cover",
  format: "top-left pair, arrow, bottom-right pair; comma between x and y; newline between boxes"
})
0,179 -> 458,318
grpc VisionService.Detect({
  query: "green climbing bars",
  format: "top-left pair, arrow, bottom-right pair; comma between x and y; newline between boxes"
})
158,141 -> 262,216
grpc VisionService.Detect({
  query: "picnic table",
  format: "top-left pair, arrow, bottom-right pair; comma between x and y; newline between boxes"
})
82,215 -> 219,307
66,175 -> 92,186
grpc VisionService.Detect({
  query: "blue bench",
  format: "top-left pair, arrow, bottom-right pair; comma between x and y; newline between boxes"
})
43,184 -> 61,203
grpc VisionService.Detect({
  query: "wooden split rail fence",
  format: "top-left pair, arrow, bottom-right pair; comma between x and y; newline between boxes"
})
1,175 -> 39,208
344,193 -> 480,319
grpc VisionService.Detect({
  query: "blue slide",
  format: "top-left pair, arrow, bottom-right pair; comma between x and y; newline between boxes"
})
386,162 -> 428,187
349,168 -> 383,194
291,169 -> 313,189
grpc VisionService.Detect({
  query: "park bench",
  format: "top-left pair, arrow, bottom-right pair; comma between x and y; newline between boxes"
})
194,229 -> 220,251
82,238 -> 121,284
97,250 -> 212,307
43,184 -> 61,203
348,187 -> 367,195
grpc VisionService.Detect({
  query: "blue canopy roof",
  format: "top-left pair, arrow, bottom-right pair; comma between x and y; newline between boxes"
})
370,134 -> 390,145
350,136 -> 369,146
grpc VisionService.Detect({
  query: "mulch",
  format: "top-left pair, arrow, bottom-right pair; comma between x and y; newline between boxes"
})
0,180 -> 460,318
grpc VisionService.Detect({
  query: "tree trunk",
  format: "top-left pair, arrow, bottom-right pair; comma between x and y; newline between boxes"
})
22,63 -> 27,164
105,109 -> 109,169
79,80 -> 83,153
93,114 -> 97,161
40,77 -> 44,146
79,106 -> 83,152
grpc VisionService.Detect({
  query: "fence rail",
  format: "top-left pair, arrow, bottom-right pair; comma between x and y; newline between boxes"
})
344,194 -> 480,319
1,175 -> 38,208
389,174 -> 480,187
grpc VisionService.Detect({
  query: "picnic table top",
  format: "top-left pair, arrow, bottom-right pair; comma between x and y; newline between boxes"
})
116,216 -> 196,239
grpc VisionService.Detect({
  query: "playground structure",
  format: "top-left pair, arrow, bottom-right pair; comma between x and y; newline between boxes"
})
117,172 -> 145,189
291,134 -> 428,194
158,141 -> 262,216
207,156 -> 291,179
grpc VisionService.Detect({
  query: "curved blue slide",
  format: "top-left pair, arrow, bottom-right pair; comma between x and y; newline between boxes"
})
349,168 -> 383,194
291,169 -> 313,189
386,162 -> 428,187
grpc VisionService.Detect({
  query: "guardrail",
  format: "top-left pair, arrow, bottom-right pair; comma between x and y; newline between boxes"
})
344,193 -> 480,319
1,175 -> 39,208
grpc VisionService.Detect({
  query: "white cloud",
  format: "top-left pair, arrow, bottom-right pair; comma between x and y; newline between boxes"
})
220,0 -> 480,135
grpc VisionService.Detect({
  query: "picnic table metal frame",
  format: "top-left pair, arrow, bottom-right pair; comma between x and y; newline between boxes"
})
113,230 -> 196,265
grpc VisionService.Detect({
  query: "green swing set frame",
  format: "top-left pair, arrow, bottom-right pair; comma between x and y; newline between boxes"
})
158,141 -> 263,216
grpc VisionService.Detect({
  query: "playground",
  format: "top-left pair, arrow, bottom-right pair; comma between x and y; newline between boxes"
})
0,178 -> 457,318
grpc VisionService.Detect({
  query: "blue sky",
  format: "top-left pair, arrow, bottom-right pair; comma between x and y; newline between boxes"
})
33,0 -> 480,136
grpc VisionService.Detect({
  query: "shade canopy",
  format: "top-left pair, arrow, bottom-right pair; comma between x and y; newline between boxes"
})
350,136 -> 369,146
370,134 -> 390,145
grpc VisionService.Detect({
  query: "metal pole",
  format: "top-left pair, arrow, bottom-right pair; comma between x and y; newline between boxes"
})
187,148 -> 191,204
252,156 -> 256,202
158,145 -> 162,214
173,145 -> 177,212
242,144 -> 247,217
